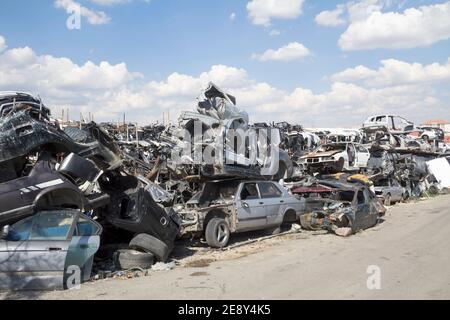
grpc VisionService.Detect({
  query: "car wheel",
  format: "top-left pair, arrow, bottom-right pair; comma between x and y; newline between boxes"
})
114,249 -> 154,270
402,192 -> 409,202
422,135 -> 429,141
205,218 -> 230,248
384,194 -> 392,206
129,233 -> 170,262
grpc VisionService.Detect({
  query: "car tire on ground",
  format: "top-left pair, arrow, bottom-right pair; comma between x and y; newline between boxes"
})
113,249 -> 154,270
129,233 -> 170,262
205,218 -> 230,248
402,192 -> 409,202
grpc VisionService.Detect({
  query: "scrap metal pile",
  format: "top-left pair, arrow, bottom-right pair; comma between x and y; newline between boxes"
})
0,86 -> 449,290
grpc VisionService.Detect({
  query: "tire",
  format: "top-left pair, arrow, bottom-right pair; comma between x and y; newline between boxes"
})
205,218 -> 230,248
384,194 -> 391,206
129,233 -> 170,262
114,249 -> 154,270
273,162 -> 287,181
402,192 -> 409,202
422,135 -> 429,141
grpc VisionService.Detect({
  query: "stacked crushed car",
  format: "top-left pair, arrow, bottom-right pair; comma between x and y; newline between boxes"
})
0,86 -> 449,290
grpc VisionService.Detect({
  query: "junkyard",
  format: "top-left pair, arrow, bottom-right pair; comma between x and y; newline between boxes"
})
1,0 -> 450,303
0,87 -> 449,299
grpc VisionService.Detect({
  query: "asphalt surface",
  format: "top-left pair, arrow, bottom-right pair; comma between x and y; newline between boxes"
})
3,194 -> 450,300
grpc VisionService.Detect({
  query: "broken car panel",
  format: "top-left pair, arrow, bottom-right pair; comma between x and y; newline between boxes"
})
0,209 -> 101,290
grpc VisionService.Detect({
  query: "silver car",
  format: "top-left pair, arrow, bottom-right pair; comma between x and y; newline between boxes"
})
373,178 -> 407,206
0,209 -> 102,291
179,180 -> 305,248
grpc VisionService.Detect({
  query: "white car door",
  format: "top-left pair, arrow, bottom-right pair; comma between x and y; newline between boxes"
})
356,144 -> 370,168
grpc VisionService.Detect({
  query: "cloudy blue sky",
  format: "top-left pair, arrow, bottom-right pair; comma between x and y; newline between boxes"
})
0,0 -> 449,127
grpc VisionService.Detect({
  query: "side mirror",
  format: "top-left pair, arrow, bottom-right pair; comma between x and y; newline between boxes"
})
0,225 -> 10,239
241,201 -> 249,209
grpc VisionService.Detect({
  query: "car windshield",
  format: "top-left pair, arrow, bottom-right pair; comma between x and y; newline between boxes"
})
315,144 -> 346,152
336,190 -> 355,202
374,179 -> 389,187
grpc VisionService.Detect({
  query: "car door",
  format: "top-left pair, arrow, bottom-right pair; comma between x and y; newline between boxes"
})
0,210 -> 77,290
346,143 -> 357,169
355,144 -> 370,168
257,182 -> 285,227
390,179 -> 403,202
235,182 -> 266,232
64,214 -> 102,283
354,189 -> 379,230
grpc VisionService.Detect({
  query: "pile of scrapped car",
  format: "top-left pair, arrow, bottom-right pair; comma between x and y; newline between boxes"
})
0,85 -> 449,290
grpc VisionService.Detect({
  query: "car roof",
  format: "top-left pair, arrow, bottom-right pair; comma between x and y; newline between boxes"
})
0,91 -> 39,100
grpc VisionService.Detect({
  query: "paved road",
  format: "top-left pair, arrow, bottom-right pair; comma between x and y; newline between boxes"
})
4,195 -> 450,300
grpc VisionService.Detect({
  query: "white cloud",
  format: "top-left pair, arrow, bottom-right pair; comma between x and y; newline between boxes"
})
269,29 -> 281,36
331,65 -> 379,82
331,58 -> 450,87
246,0 -> 304,26
54,0 -> 111,25
230,12 -> 236,21
0,36 -> 6,53
252,42 -> 311,62
339,1 -> 450,50
0,34 -> 447,127
315,4 -> 346,27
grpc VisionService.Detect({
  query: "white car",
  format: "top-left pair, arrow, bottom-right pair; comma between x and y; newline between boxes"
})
416,126 -> 445,141
299,142 -> 370,173
362,115 -> 414,134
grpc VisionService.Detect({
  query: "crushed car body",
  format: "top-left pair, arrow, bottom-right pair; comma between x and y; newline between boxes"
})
293,180 -> 384,236
179,180 -> 304,247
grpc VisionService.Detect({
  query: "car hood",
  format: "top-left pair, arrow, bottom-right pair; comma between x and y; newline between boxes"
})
303,150 -> 341,158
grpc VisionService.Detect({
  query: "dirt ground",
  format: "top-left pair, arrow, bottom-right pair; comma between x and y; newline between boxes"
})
2,194 -> 450,300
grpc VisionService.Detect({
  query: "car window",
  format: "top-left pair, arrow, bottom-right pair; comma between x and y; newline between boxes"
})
5,216 -> 34,241
357,191 -> 365,204
29,211 -> 75,241
258,182 -> 282,199
337,191 -> 354,202
356,145 -> 368,153
240,183 -> 260,200
75,215 -> 101,236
